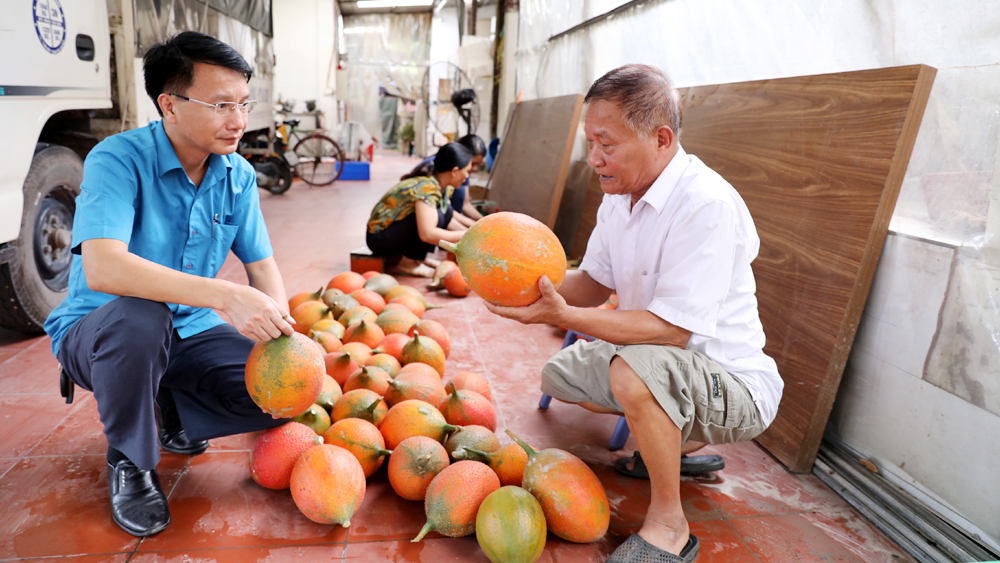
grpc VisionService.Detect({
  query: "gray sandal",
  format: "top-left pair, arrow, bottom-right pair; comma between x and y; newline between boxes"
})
615,451 -> 725,479
608,533 -> 700,563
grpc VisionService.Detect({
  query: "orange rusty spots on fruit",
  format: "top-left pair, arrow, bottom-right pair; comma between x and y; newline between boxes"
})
323,418 -> 392,478
342,365 -> 392,396
332,388 -> 389,427
290,301 -> 333,335
413,460 -> 501,541
388,436 -> 451,501
245,333 -> 325,419
379,399 -> 459,450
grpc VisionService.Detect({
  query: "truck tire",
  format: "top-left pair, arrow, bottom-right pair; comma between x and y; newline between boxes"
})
0,145 -> 83,333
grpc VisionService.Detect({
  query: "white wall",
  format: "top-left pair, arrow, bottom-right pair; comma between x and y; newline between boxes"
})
514,0 -> 1000,545
272,0 -> 338,131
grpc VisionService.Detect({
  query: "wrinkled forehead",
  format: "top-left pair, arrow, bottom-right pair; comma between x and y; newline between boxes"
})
585,100 -> 631,139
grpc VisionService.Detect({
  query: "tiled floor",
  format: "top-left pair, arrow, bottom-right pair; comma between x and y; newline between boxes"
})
0,150 -> 917,562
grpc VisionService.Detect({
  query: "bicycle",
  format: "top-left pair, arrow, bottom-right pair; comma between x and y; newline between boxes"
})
280,119 -> 346,188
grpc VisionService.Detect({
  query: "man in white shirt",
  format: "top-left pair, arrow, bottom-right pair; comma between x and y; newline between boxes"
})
486,64 -> 783,563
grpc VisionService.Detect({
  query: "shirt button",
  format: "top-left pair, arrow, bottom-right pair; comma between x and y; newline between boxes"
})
191,229 -> 198,236
185,263 -> 193,269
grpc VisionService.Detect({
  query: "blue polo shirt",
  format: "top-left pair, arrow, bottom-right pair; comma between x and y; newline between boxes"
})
44,120 -> 273,356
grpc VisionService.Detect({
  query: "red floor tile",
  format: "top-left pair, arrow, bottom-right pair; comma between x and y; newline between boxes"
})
0,453 -> 187,559
0,392 -> 93,458
345,474 -> 431,543
0,344 -> 61,394
131,544 -> 346,562
16,555 -> 131,562
28,393 -> 107,456
0,327 -> 45,350
344,535 -> 555,563
138,451 -> 348,552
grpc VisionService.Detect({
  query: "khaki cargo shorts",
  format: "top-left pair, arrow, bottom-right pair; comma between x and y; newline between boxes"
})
541,339 -> 766,445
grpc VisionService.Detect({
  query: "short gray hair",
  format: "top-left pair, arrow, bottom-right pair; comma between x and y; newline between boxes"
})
585,64 -> 683,138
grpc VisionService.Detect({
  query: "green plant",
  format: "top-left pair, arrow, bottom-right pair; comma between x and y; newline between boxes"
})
400,122 -> 415,142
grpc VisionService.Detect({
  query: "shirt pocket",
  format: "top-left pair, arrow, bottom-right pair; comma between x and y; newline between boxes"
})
210,223 -> 239,272
637,270 -> 659,309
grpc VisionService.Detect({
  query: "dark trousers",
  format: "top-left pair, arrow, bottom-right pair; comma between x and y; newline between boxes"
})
57,297 -> 284,470
366,205 -> 454,260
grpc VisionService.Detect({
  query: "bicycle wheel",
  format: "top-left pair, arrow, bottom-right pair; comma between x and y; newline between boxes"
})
292,133 -> 344,186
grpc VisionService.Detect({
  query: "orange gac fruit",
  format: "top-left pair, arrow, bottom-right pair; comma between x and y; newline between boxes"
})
383,285 -> 428,305
507,430 -> 610,543
372,333 -> 411,361
315,375 -> 343,414
439,212 -> 566,307
444,425 -> 500,461
476,486 -> 547,563
245,333 -> 325,419
379,399 -> 459,450
443,269 -> 472,297
388,436 -> 450,501
332,389 -> 389,427
327,271 -> 366,294
428,260 -> 459,291
311,331 -> 342,354
338,342 -> 373,366
292,403 -> 332,435
366,353 -> 401,376
324,351 -> 359,387
375,308 -> 420,335
463,443 -> 529,487
323,418 -> 392,478
384,377 -> 448,409
290,444 -> 366,527
309,319 -> 345,340
413,460 -> 501,540
290,301 -> 334,335
400,332 -> 446,377
343,366 -> 392,396
288,287 -> 324,313
407,319 -> 451,359
343,319 -> 386,349
388,294 -> 427,318
444,371 -> 492,402
350,288 -> 387,314
249,422 -> 322,490
439,389 -> 497,431
361,270 -> 380,280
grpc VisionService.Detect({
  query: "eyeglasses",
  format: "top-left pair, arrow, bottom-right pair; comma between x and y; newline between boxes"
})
169,93 -> 257,115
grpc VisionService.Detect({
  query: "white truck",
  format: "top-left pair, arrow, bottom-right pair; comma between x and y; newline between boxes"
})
0,0 -> 275,333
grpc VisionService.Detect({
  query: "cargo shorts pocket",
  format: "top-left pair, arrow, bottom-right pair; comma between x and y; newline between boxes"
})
692,366 -> 759,444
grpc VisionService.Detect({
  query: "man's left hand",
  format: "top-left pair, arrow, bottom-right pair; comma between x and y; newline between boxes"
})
484,275 -> 566,326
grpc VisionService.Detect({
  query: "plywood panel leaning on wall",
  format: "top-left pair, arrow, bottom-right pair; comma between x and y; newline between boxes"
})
678,65 -> 936,472
486,95 -> 585,230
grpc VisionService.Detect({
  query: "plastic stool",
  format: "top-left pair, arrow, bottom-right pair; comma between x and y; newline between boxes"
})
538,330 -> 632,451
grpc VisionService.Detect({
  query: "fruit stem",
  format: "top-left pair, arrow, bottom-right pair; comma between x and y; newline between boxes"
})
461,447 -> 491,463
506,429 -> 537,457
438,240 -> 458,254
377,449 -> 393,457
364,398 -> 382,415
412,521 -> 434,542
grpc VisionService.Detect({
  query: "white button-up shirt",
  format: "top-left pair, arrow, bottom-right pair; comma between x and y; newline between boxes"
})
579,146 -> 783,426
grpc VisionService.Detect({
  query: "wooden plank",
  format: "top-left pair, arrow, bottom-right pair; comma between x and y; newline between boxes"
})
486,94 -> 585,229
569,171 -> 603,261
678,65 -> 936,472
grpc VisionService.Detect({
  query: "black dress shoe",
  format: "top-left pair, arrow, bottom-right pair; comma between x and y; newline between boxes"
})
158,427 -> 210,455
107,459 -> 171,536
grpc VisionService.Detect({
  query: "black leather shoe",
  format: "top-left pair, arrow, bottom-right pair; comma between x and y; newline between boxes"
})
155,390 -> 209,455
158,427 -> 210,455
107,459 -> 171,536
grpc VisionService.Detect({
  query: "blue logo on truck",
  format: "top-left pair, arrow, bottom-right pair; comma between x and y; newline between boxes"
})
33,0 -> 67,54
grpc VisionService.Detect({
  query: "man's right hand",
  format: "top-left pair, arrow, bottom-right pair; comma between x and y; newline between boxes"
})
223,284 -> 295,343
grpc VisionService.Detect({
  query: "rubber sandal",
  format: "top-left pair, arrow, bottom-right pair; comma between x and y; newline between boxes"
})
615,451 -> 649,479
608,532 -> 700,563
388,263 -> 434,278
680,454 -> 725,476
616,452 -> 726,479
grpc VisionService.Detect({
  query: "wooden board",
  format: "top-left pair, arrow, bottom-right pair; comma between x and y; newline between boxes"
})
677,65 -> 936,472
486,95 -> 585,229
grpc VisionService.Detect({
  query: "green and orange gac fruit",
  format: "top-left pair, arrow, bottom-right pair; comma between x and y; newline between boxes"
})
400,332 -> 446,377
245,332 -> 325,419
292,403 -> 332,435
315,375 -> 343,414
438,212 -> 566,307
413,460 -> 501,541
288,287 -> 324,312
290,444 -> 366,527
331,389 -> 389,427
249,422 -> 322,490
388,436 -> 451,501
462,443 -> 529,487
379,399 -> 459,450
476,486 -> 548,563
407,319 -> 451,358
507,430 -> 609,543
323,418 -> 393,478
444,425 -> 500,461
439,389 -> 497,431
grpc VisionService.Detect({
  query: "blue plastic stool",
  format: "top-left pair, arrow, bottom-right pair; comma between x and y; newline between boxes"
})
538,330 -> 632,451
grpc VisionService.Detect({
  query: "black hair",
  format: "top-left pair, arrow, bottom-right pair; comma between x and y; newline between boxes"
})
142,31 -> 253,117
457,134 -> 487,157
433,142 -> 474,174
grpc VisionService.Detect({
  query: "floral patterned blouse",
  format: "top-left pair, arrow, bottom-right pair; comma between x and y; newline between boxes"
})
367,176 -> 454,234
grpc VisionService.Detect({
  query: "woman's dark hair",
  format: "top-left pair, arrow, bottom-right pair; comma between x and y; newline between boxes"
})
143,31 -> 253,117
433,142 -> 474,174
457,134 -> 487,157
399,142 -> 474,181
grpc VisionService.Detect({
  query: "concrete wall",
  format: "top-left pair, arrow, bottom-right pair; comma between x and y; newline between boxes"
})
272,0 -> 339,131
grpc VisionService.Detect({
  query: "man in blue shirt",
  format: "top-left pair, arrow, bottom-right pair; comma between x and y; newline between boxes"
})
44,32 -> 293,537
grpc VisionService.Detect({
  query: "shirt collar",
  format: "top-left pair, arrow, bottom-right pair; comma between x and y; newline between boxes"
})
635,144 -> 689,214
152,120 -> 234,184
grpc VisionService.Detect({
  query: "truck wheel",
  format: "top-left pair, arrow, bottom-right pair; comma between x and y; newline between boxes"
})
0,145 -> 82,333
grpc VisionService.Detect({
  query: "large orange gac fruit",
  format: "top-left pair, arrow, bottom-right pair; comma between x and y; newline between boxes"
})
413,460 -> 501,540
439,212 -> 566,307
245,333 -> 325,419
388,436 -> 450,501
290,444 -> 366,527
